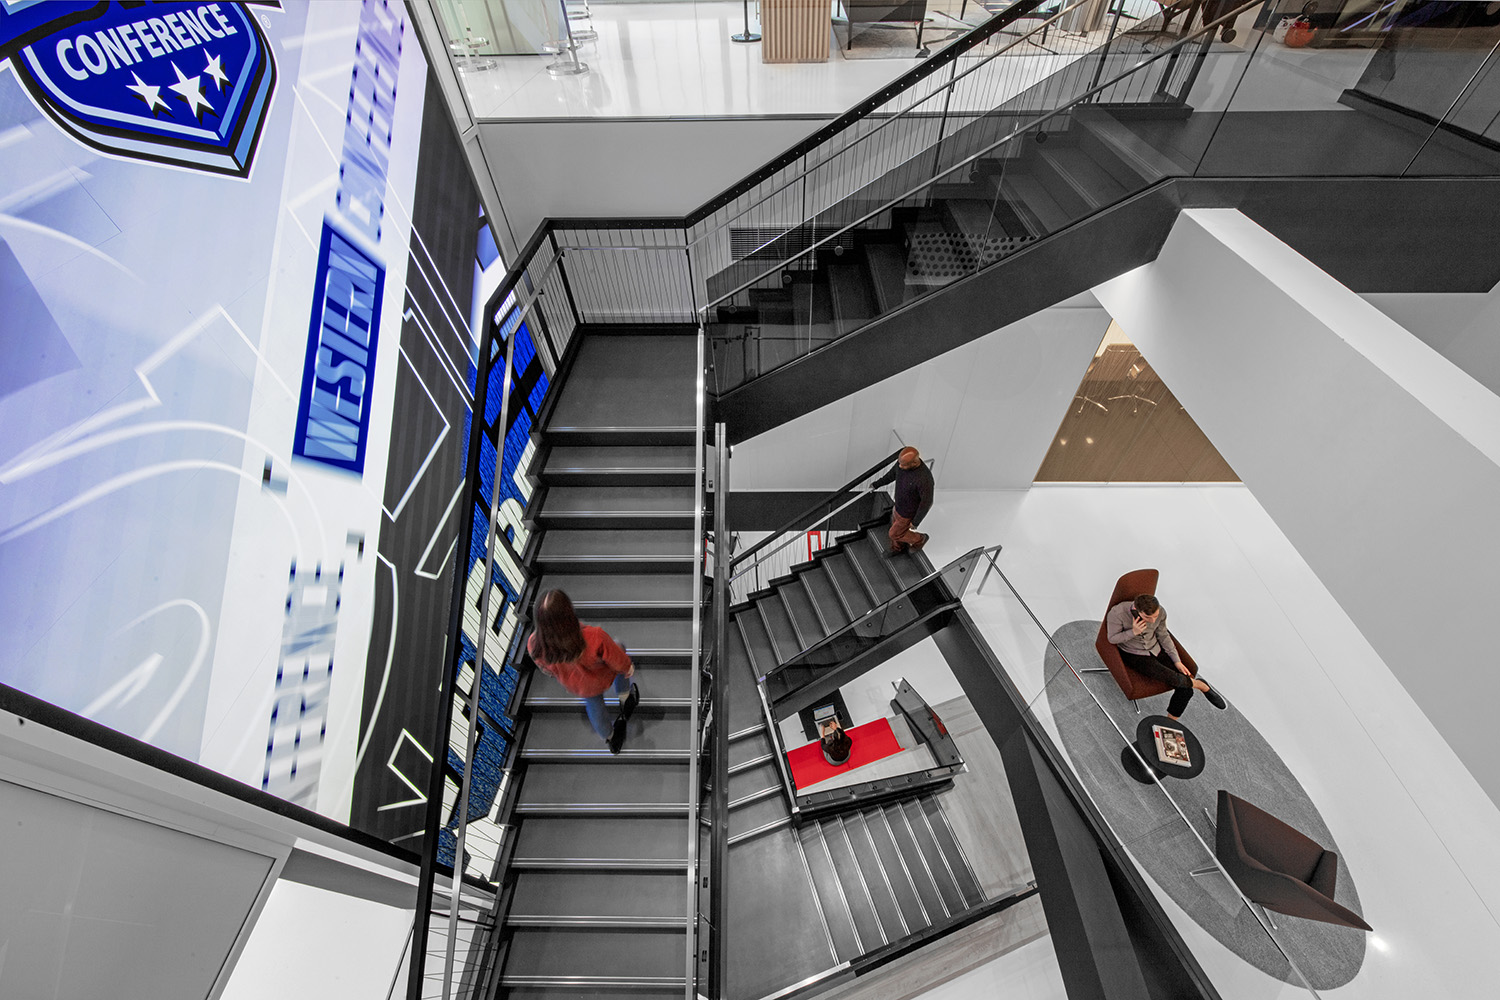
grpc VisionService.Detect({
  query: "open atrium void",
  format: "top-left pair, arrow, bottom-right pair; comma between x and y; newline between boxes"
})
2,1 -> 1499,1000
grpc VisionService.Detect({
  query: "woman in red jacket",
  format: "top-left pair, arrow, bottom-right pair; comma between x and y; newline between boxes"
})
527,589 -> 640,754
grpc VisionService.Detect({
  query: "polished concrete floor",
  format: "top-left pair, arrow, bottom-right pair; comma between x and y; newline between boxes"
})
450,0 -> 1170,119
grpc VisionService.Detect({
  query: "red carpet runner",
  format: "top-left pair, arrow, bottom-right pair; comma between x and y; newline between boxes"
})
787,717 -> 903,789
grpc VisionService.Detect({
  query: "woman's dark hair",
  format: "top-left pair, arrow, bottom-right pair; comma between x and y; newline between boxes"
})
532,589 -> 585,664
1133,594 -> 1161,615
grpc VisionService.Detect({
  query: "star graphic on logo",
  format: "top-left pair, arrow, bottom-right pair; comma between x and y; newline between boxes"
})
126,72 -> 168,114
167,62 -> 214,119
202,50 -> 230,92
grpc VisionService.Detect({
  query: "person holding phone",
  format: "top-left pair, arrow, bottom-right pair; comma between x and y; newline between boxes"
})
1106,593 -> 1226,720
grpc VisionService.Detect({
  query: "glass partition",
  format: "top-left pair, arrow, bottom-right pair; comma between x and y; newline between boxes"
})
1198,0 -> 1500,176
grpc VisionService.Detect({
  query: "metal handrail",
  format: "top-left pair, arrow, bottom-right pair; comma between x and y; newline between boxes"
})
699,0 -> 1264,316
727,489 -> 875,586
682,330 -> 708,999
707,422 -> 731,999
684,0 -> 1096,254
729,448 -> 902,570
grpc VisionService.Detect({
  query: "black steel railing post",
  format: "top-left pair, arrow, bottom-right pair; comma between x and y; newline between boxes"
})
1089,0 -> 1127,92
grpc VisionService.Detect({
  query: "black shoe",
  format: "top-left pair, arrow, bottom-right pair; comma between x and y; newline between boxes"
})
1203,685 -> 1227,710
607,715 -> 628,755
620,683 -> 640,720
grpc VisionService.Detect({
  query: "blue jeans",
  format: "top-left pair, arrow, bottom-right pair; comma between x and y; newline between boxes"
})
582,674 -> 632,741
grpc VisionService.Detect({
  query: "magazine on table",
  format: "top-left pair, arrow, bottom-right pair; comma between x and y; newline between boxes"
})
1153,725 -> 1192,767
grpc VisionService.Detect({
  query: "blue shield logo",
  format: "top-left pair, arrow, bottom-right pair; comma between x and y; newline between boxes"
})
0,1 -> 278,178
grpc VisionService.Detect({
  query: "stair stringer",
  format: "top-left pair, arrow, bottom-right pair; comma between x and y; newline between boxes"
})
716,181 -> 1181,443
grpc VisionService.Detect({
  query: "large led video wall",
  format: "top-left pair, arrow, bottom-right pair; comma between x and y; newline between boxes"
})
0,0 -> 511,849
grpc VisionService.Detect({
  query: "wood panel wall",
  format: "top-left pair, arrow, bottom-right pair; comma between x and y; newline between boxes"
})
762,0 -> 831,62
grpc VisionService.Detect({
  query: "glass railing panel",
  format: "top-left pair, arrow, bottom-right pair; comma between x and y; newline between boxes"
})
974,556 -> 1353,999
1404,38 -> 1500,175
1193,0 -> 1500,176
766,547 -> 982,679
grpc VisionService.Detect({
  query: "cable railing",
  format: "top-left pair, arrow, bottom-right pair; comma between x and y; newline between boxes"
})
698,0 -> 1264,319
686,1 -> 1180,289
685,0 -> 1101,255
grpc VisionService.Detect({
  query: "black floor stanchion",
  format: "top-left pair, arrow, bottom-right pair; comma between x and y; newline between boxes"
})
732,0 -> 761,42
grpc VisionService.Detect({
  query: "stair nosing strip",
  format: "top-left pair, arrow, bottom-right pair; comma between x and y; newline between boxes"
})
791,818 -> 843,966
877,806 -> 932,928
539,510 -> 698,517
502,975 -> 689,988
506,914 -> 690,929
508,857 -> 690,871
514,802 -> 691,814
520,749 -> 694,760
539,554 -> 696,562
728,815 -> 792,846
817,820 -> 866,955
545,466 -> 694,474
729,752 -> 774,776
526,696 -> 693,708
728,785 -> 783,810
837,814 -> 889,947
854,811 -> 911,938
894,802 -> 951,920
911,797 -> 966,912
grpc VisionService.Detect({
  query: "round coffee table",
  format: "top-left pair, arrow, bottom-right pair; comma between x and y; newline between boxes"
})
1121,714 -> 1206,784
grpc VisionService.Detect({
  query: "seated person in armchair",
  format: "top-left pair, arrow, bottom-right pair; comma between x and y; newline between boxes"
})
1106,594 -> 1227,720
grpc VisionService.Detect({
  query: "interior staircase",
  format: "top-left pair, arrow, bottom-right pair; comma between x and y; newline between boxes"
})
720,506 -> 990,986
495,330 -> 701,999
708,103 -> 1192,392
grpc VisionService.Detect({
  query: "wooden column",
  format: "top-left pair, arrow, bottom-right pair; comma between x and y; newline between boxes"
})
762,0 -> 831,62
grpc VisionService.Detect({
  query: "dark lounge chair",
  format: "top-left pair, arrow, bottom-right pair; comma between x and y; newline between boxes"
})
1211,789 -> 1373,931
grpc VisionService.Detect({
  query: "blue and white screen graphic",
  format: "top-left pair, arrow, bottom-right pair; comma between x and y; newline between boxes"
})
0,0 -> 487,847
0,1 -> 278,176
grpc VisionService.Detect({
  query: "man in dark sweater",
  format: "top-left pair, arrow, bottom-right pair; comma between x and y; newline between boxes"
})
872,447 -> 934,554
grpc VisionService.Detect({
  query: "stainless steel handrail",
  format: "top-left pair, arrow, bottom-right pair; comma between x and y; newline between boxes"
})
727,488 -> 876,586
698,0 -> 1263,316
683,328 -> 707,999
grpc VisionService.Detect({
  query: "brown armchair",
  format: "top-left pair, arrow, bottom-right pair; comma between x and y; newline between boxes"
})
1092,568 -> 1198,709
1213,790 -> 1373,931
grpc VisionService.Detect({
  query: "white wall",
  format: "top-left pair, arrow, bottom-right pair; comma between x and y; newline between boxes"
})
220,880 -> 413,1000
0,703 -> 422,1000
478,117 -> 830,242
1093,208 -> 1500,806
1363,282 -> 1500,398
730,293 -> 1111,491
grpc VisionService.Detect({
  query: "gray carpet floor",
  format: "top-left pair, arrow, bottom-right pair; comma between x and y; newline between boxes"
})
1044,620 -> 1367,990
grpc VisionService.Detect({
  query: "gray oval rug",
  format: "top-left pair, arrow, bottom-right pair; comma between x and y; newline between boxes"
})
1045,620 -> 1367,989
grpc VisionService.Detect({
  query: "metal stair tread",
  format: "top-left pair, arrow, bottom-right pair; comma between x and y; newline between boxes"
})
507,857 -> 690,870
505,914 -> 691,928
514,800 -> 691,814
